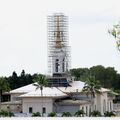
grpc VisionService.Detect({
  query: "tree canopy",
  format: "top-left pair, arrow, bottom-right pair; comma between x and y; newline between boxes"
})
0,77 -> 10,107
6,70 -> 34,90
109,22 -> 120,51
82,75 -> 101,98
70,65 -> 120,92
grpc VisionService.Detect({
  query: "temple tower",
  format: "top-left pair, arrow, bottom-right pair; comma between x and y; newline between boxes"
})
47,13 -> 71,76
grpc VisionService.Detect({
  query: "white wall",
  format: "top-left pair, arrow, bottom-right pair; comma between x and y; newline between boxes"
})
56,104 -> 90,116
11,93 -> 23,102
108,99 -> 113,112
95,92 -> 110,115
22,97 -> 53,113
57,105 -> 79,115
80,104 -> 90,116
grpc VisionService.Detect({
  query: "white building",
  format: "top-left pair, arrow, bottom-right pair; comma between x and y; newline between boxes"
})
8,80 -> 114,116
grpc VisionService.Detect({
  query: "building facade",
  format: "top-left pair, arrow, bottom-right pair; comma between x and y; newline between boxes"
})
8,81 -> 114,116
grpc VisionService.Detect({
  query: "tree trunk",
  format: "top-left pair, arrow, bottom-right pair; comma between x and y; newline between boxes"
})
41,87 -> 43,117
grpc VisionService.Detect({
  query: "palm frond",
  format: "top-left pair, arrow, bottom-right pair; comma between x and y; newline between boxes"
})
82,75 -> 101,98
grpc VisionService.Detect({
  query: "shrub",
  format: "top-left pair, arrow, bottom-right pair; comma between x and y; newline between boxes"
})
0,110 -> 13,117
74,110 -> 85,117
104,111 -> 116,117
62,112 -> 72,117
32,112 -> 41,117
90,110 -> 101,117
48,112 -> 56,117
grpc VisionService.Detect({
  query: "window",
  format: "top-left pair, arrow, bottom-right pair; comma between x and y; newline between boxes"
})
62,58 -> 65,72
110,101 -> 112,110
94,105 -> 96,110
89,106 -> 91,115
103,99 -> 106,113
42,107 -> 46,114
55,59 -> 59,72
29,107 -> 33,113
86,106 -> 88,116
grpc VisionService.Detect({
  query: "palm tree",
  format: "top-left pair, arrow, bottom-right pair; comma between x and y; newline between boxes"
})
33,74 -> 48,116
74,110 -> 85,117
0,77 -> 10,109
62,112 -> 72,117
82,75 -> 101,111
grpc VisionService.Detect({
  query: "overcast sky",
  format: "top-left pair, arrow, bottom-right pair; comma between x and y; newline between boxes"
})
0,0 -> 120,76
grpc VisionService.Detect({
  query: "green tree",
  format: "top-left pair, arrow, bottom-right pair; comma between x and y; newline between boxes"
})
33,74 -> 48,116
109,22 -> 120,51
104,67 -> 117,88
70,68 -> 90,81
74,110 -> 85,117
19,70 -> 33,88
62,112 -> 72,117
90,66 -> 117,88
7,70 -> 33,90
70,66 -> 120,91
90,65 -> 106,87
9,71 -> 18,89
0,77 -> 10,109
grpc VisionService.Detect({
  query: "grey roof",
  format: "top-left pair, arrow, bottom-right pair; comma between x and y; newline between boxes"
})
10,80 -> 110,98
19,87 -> 67,98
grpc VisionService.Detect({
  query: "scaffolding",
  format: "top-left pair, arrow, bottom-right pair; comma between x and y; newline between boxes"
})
47,13 -> 71,75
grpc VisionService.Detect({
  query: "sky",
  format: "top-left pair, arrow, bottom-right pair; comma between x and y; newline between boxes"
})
0,0 -> 120,76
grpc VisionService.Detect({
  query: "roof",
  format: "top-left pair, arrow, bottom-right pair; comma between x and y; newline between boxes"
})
100,88 -> 110,92
58,81 -> 110,93
1,101 -> 22,105
19,87 -> 67,98
70,81 -> 85,89
10,84 -> 36,94
65,81 -> 85,92
10,81 -> 110,97
10,81 -> 85,94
